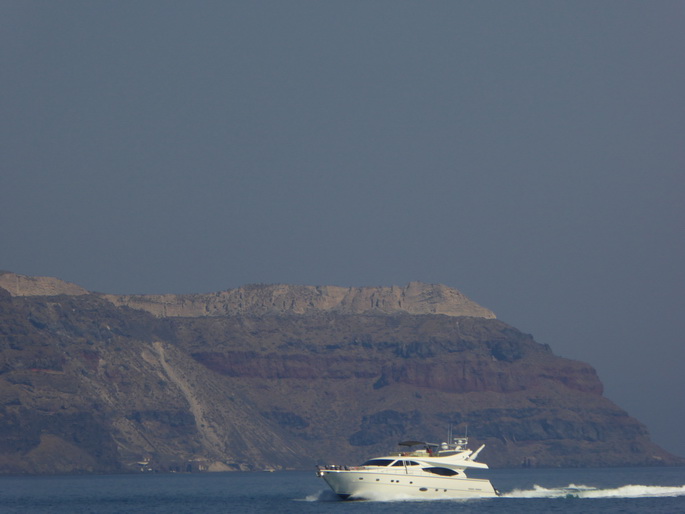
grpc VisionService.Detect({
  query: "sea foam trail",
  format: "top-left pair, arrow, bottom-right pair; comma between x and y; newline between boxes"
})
503,484 -> 685,499
303,484 -> 685,502
301,489 -> 341,502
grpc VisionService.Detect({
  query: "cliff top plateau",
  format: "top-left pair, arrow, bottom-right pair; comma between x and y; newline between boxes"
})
0,271 -> 496,319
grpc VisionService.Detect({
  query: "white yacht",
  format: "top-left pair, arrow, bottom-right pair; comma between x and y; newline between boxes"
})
317,437 -> 499,500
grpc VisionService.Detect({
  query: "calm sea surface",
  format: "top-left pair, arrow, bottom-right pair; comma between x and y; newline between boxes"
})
0,467 -> 683,513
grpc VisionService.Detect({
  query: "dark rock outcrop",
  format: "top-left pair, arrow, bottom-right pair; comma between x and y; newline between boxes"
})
0,272 -> 680,473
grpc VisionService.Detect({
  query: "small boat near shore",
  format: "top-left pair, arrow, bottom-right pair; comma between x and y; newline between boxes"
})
316,436 -> 499,500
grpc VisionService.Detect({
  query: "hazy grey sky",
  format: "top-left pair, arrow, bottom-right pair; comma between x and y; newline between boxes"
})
2,1 -> 684,456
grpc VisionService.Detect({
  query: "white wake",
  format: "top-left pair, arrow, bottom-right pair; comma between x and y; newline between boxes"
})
503,483 -> 685,499
300,489 -> 341,502
301,484 -> 685,502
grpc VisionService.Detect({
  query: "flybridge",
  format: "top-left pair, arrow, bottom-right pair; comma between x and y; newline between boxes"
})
394,438 -> 488,470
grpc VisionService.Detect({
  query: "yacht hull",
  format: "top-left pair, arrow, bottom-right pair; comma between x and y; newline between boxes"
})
319,469 -> 498,500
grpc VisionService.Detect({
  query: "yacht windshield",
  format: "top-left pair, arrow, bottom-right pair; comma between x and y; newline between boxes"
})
362,459 -> 394,467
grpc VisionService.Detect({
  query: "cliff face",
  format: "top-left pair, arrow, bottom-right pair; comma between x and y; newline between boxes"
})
0,272 -> 679,474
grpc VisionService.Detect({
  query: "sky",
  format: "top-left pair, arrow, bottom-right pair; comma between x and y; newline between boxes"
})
2,1 -> 684,457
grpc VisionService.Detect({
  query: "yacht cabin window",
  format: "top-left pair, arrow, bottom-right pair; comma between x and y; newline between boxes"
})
390,460 -> 420,467
362,459 -> 394,467
422,467 -> 459,477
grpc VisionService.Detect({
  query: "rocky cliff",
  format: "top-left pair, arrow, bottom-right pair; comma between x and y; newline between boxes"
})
100,281 -> 496,319
0,271 -> 679,473
0,271 -> 89,297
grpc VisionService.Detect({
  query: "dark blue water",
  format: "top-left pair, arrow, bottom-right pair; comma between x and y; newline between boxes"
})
0,467 -> 683,513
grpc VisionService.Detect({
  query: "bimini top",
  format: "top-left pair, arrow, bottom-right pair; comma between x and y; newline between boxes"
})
398,440 -> 438,447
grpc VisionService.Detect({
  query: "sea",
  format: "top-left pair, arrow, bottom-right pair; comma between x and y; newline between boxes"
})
0,466 -> 683,513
